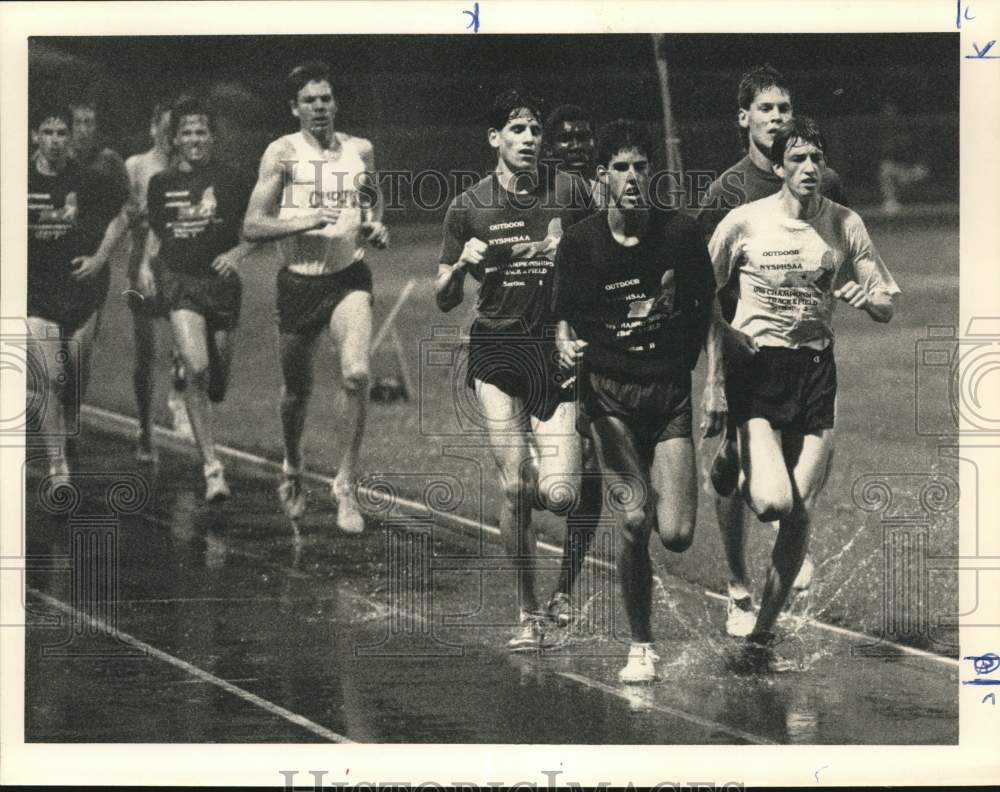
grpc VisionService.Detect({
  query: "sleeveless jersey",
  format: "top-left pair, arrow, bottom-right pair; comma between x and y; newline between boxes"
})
275,131 -> 367,275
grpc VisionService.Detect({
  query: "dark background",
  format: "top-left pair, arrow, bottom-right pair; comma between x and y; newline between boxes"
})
30,33 -> 959,213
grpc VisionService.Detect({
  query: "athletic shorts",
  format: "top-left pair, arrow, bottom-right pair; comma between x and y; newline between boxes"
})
127,289 -> 169,318
730,344 -> 837,433
27,265 -> 110,333
157,266 -> 242,331
465,335 -> 571,423
578,368 -> 693,446
275,261 -> 373,337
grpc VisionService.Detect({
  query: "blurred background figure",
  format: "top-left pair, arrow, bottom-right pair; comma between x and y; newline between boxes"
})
878,100 -> 930,215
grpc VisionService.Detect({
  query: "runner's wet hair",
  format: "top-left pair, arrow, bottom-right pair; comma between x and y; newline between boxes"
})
286,60 -> 332,103
30,101 -> 72,131
769,115 -> 825,166
489,88 -> 545,131
544,104 -> 594,137
596,118 -> 653,167
169,95 -> 215,138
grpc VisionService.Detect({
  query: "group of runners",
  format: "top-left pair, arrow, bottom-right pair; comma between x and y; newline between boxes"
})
27,62 -> 898,683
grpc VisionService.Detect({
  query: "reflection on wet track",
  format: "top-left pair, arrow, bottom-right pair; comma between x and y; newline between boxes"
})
24,431 -> 957,743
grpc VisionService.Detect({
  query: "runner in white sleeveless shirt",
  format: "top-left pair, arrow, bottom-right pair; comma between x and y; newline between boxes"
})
243,60 -> 388,532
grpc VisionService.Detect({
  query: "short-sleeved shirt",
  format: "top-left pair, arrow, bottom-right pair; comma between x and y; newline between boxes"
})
438,171 -> 592,337
696,155 -> 847,241
709,193 -> 900,350
28,159 -> 109,272
554,209 -> 716,381
148,163 -> 250,275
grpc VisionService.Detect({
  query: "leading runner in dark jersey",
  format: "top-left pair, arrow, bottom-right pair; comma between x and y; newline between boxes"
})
554,119 -> 726,683
435,89 -> 599,651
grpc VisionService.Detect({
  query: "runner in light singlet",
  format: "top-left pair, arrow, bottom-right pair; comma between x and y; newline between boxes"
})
242,60 -> 388,532
708,116 -> 899,664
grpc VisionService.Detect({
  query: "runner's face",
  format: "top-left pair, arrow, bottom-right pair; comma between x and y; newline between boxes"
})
33,117 -> 71,169
292,80 -> 336,139
776,138 -> 825,199
600,147 -> 650,210
174,114 -> 214,167
489,109 -> 542,174
71,107 -> 98,152
549,119 -> 594,176
740,86 -> 792,156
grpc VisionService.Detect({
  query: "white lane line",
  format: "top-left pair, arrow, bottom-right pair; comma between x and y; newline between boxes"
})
78,404 -> 960,669
555,671 -> 777,745
27,587 -> 353,744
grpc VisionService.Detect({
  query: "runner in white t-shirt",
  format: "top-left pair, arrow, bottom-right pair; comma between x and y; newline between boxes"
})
708,116 -> 899,663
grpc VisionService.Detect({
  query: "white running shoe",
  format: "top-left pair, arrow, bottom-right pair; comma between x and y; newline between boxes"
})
168,392 -> 193,440
278,473 -> 307,520
618,642 -> 660,684
331,477 -> 364,534
204,461 -> 230,502
507,615 -> 547,652
792,554 -> 815,592
726,594 -> 756,637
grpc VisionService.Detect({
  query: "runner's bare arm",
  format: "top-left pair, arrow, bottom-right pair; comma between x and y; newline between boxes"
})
356,138 -> 388,248
242,139 -> 341,242
436,236 -> 486,312
700,300 -> 728,438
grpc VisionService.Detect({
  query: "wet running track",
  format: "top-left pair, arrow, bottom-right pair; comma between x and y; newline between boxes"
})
24,427 -> 957,744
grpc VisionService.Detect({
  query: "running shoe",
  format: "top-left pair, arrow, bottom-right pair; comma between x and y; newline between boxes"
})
331,477 -> 364,534
792,553 -> 815,592
507,615 -> 547,652
618,642 -> 660,684
709,435 -> 740,497
135,432 -> 158,464
737,631 -> 776,673
204,460 -> 230,502
726,594 -> 756,638
278,474 -> 306,520
545,592 -> 575,627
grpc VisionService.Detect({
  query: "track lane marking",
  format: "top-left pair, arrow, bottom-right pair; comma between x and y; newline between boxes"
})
26,587 -> 353,744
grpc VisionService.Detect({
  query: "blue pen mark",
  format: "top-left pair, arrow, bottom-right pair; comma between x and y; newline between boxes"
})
464,2 -> 480,32
965,652 -> 1000,674
966,40 -> 999,58
962,678 -> 1000,685
957,0 -> 975,28
984,693 -> 996,705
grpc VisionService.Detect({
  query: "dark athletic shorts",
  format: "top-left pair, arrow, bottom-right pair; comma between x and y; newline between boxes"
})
578,368 -> 693,446
157,266 -> 242,331
729,344 -> 837,433
127,289 -> 169,318
28,265 -> 110,333
465,335 -> 571,423
275,261 -> 373,337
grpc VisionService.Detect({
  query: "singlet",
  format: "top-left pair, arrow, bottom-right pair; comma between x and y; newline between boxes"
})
709,193 -> 900,351
273,131 -> 368,276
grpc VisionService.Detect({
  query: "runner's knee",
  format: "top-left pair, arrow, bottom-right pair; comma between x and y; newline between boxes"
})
748,479 -> 793,522
619,507 -> 650,546
657,512 -> 695,553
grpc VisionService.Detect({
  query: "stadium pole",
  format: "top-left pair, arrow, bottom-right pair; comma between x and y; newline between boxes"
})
652,34 -> 684,180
